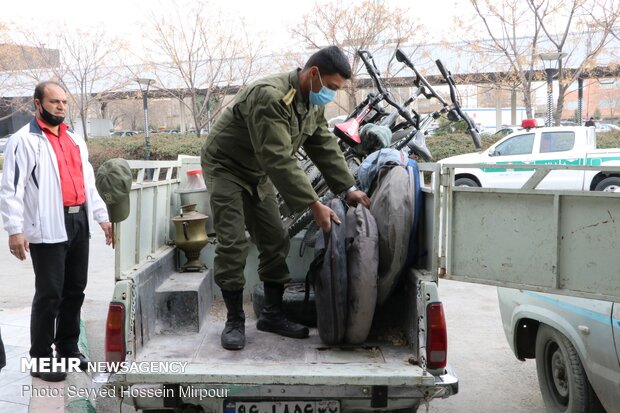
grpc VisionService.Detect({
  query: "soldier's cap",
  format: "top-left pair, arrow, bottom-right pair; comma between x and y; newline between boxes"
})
95,158 -> 132,223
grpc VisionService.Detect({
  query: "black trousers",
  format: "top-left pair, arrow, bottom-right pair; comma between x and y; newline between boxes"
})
29,208 -> 89,358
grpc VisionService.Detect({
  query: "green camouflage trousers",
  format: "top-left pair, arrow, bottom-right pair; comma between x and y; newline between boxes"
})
206,176 -> 291,291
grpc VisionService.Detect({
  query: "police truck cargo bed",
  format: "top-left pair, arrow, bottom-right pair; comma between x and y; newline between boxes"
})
105,244 -> 455,412
102,157 -> 620,412
124,250 -> 432,387
127,298 -> 432,388
102,157 -> 454,412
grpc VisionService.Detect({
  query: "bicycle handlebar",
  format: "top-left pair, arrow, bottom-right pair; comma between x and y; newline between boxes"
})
358,50 -> 389,97
395,49 -> 448,105
358,50 -> 431,160
435,59 -> 482,149
358,50 -> 414,123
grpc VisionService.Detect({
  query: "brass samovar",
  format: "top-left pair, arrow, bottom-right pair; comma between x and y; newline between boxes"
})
172,204 -> 208,271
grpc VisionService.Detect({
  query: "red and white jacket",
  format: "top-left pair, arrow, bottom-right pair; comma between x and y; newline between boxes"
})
0,119 -> 109,243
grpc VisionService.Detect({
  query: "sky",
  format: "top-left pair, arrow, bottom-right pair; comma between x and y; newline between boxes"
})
4,0 -> 468,57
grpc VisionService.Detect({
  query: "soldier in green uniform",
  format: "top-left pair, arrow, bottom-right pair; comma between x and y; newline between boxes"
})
201,46 -> 370,350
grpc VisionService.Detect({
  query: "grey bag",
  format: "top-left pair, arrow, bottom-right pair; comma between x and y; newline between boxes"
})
310,198 -> 348,345
370,166 -> 414,305
345,204 -> 379,344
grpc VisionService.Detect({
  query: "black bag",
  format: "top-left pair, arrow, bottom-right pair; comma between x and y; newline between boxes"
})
307,198 -> 348,345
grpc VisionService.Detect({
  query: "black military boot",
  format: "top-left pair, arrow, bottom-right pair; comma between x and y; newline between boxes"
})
257,283 -> 309,339
221,289 -> 245,350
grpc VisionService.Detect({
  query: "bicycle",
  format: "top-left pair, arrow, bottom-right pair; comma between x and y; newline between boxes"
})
280,48 -> 481,239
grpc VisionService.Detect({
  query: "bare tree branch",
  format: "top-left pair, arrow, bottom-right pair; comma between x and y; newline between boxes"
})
141,0 -> 268,136
528,0 -> 620,124
289,0 -> 426,110
465,0 -> 544,118
4,24 -> 128,139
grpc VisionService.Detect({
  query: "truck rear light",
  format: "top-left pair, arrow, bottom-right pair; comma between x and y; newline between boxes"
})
426,302 -> 447,370
105,303 -> 126,362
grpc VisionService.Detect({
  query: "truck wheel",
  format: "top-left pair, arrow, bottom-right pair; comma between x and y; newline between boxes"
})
535,324 -> 603,413
454,177 -> 479,187
594,176 -> 620,192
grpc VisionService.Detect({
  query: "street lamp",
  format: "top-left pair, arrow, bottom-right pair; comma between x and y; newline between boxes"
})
577,77 -> 584,125
538,52 -> 567,127
136,77 -> 155,160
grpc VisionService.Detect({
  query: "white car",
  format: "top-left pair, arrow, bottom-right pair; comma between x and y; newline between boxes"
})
442,122 -> 620,191
598,123 -> 620,132
110,130 -> 138,137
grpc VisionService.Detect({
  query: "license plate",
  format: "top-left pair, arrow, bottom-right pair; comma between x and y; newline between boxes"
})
224,400 -> 340,413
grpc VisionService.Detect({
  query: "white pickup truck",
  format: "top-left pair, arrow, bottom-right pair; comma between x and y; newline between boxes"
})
99,157 -> 456,413
497,288 -> 620,413
442,124 -> 620,191
98,157 -> 620,413
439,129 -> 620,413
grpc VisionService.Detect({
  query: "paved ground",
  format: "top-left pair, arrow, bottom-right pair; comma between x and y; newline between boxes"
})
427,279 -> 545,412
0,220 -> 547,412
0,222 -> 116,412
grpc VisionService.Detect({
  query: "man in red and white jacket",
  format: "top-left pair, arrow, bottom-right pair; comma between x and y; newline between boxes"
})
0,81 -> 112,381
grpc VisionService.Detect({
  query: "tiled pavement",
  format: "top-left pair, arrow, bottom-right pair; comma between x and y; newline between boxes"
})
0,197 -> 114,412
0,306 -> 65,412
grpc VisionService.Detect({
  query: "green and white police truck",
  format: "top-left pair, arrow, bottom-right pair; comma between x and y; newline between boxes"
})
443,123 -> 620,191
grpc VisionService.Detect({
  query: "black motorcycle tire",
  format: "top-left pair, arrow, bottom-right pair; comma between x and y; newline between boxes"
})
252,282 -> 317,327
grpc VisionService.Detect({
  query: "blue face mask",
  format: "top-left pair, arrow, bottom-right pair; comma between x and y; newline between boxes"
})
309,71 -> 336,106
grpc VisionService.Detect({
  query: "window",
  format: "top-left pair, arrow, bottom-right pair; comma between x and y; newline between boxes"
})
540,131 -> 575,153
599,79 -> 617,89
493,133 -> 535,156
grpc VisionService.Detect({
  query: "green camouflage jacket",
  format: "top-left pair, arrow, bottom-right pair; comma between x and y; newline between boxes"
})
201,69 -> 354,213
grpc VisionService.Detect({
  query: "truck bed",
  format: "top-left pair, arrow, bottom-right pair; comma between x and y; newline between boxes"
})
132,298 -> 429,387
108,241 -> 436,388
104,159 -> 457,411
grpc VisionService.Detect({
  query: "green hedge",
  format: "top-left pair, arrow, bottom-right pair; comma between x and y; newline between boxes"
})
427,132 -> 499,160
596,131 -> 620,149
87,132 -> 483,173
85,130 -> 620,173
87,134 -> 204,172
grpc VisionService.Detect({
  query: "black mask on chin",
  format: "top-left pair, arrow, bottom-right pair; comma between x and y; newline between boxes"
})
39,106 -> 65,127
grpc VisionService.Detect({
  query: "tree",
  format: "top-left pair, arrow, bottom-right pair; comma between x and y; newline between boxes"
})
289,0 -> 426,110
104,98 -> 144,131
467,0 -> 620,125
7,25 -> 129,140
530,0 -> 620,125
141,0 -> 268,137
0,26 -> 39,123
465,0 -> 546,119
